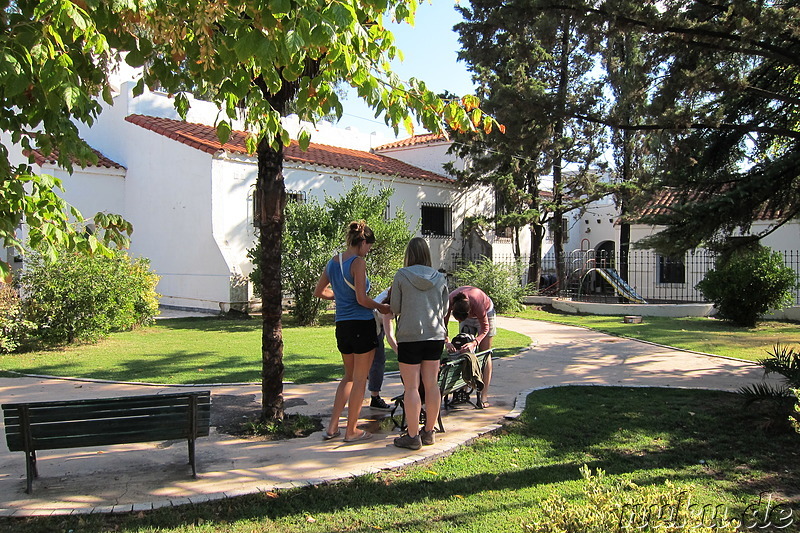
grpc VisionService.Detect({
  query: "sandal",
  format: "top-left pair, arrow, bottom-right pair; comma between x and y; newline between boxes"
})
323,429 -> 341,440
344,430 -> 372,442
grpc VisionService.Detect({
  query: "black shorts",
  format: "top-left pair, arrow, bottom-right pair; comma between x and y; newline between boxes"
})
335,319 -> 378,355
397,340 -> 445,365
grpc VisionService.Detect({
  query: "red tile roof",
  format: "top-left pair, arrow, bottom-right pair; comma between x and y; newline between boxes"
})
374,133 -> 448,151
639,188 -> 785,221
125,115 -> 453,183
27,147 -> 124,170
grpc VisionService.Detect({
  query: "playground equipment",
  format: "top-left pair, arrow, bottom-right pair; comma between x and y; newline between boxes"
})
580,267 -> 647,303
560,249 -> 646,303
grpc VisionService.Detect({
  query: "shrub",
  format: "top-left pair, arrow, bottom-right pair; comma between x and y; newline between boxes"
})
696,245 -> 797,327
249,182 -> 412,325
322,182 -> 414,293
276,199 -> 336,325
20,248 -> 160,344
0,283 -> 34,353
451,256 -> 530,313
526,465 -> 738,532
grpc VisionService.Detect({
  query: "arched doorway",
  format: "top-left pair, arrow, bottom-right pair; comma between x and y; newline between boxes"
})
595,240 -> 615,269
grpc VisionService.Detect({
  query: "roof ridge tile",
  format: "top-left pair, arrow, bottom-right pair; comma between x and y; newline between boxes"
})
124,114 -> 452,183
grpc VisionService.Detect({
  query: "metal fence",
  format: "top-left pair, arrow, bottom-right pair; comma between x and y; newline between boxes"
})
447,249 -> 800,304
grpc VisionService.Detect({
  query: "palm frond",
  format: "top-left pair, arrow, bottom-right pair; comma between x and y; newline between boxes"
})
738,382 -> 792,406
759,343 -> 800,388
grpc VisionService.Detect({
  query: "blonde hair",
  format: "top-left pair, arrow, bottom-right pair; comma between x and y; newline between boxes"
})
346,220 -> 375,247
404,237 -> 432,267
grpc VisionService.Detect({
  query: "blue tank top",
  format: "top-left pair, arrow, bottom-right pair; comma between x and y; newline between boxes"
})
326,254 -> 373,322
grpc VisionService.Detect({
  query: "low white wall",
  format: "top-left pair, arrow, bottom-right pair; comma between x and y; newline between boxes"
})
524,296 -> 716,317
525,296 -> 800,320
552,299 -> 716,317
765,307 -> 800,321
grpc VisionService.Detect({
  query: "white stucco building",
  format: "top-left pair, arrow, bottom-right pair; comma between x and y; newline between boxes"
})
8,77 -> 798,314
11,83 -> 507,313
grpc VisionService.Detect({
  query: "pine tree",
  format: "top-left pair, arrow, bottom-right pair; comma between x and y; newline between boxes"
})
450,0 -> 608,289
603,28 -> 659,279
537,0 -> 800,254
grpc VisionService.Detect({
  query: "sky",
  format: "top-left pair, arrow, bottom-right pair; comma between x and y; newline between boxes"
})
333,1 -> 476,144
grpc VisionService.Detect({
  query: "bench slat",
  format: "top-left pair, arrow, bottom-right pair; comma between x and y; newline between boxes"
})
3,402 -> 211,426
5,412 -> 211,449
8,430 -> 199,451
3,393 -> 209,415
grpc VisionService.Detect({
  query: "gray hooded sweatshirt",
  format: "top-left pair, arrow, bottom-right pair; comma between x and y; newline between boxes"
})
390,264 -> 449,344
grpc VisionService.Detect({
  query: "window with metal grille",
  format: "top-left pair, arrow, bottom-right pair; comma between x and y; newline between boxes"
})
545,217 -> 570,243
658,255 -> 686,284
420,203 -> 452,237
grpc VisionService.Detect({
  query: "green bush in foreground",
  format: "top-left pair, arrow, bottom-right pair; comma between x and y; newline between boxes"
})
20,247 -> 160,344
528,465 -> 737,533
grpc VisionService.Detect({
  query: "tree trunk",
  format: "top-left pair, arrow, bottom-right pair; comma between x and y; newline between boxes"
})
552,14 -> 571,290
528,223 -> 545,291
619,119 -> 633,282
619,216 -> 631,281
256,137 -> 287,421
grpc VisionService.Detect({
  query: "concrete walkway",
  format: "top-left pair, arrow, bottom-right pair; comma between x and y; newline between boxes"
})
0,317 -> 779,516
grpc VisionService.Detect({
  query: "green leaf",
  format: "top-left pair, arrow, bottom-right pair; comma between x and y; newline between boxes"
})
102,83 -> 113,105
63,86 -> 81,111
282,59 -> 304,82
234,29 -> 261,62
298,129 -> 311,151
271,0 -> 291,18
395,4 -> 410,23
216,120 -> 232,145
175,93 -> 190,120
326,2 -> 357,29
132,78 -> 145,97
0,261 -> 10,283
245,135 -> 258,154
285,29 -> 305,57
125,48 -> 146,68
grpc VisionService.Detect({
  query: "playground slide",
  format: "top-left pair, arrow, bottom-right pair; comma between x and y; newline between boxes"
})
596,268 -> 647,304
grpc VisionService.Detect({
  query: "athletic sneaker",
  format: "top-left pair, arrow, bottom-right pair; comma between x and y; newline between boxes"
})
370,396 -> 392,410
420,428 -> 435,446
393,433 -> 422,450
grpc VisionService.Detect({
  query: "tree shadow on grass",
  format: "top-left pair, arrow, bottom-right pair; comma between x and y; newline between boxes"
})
8,387 -> 800,533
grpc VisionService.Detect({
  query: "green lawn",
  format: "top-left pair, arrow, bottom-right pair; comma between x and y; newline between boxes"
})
4,386 -> 798,533
510,305 -> 800,362
0,315 -> 531,384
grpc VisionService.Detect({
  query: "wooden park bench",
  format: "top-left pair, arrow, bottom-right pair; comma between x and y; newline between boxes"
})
391,349 -> 492,433
2,390 -> 211,493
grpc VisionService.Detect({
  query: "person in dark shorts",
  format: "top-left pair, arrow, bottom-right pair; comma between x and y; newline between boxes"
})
389,237 -> 449,450
314,220 -> 391,442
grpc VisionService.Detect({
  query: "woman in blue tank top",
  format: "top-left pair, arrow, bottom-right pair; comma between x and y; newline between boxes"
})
314,220 -> 391,442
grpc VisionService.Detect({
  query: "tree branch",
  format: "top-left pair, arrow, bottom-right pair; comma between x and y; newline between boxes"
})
570,113 -> 800,140
543,2 -> 800,66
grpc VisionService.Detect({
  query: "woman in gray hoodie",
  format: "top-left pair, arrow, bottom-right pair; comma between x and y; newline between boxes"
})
390,237 -> 449,450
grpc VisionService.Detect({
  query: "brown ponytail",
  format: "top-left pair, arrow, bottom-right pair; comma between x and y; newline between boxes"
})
346,220 -> 376,247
